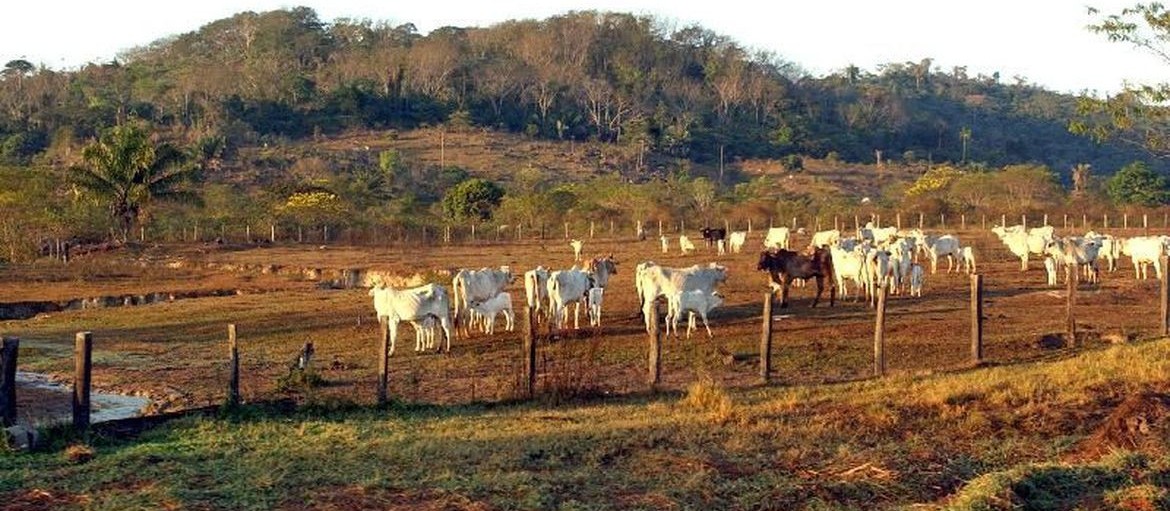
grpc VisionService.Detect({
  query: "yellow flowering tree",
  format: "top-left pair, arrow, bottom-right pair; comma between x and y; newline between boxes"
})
276,191 -> 349,230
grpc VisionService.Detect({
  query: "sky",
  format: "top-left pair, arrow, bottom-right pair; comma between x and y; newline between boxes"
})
4,0 -> 1167,96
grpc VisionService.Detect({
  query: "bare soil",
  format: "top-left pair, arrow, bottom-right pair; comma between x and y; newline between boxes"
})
4,226 -> 1167,421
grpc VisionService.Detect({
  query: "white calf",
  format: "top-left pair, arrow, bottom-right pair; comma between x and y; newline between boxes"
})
636,262 -> 729,332
961,246 -> 977,274
679,235 -> 696,255
921,234 -> 961,274
468,291 -> 515,335
587,287 -> 604,327
665,289 -> 723,339
547,268 -> 593,330
570,239 -> 584,262
728,231 -> 748,253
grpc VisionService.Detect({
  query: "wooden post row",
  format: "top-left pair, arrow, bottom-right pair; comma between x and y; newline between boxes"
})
73,331 -> 93,432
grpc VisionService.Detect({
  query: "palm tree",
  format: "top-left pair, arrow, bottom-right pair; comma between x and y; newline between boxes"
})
71,123 -> 198,242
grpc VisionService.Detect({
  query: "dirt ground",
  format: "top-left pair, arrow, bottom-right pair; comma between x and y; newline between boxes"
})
3,225 -> 1167,423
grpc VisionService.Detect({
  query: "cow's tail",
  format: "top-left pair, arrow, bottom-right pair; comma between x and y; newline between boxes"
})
452,275 -> 466,330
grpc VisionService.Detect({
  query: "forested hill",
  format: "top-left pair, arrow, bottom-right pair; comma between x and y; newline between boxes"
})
0,7 -> 1152,175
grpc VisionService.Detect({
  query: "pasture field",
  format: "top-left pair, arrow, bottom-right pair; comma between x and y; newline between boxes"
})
2,225 -> 1170,509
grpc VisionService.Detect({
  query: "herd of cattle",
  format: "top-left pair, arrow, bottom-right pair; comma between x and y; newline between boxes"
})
367,222 -> 1170,355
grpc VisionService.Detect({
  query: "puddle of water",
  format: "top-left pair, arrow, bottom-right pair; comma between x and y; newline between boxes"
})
15,372 -> 152,426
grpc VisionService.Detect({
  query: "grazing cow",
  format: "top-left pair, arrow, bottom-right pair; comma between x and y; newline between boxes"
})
700,227 -> 727,248
369,283 -> 453,355
587,287 -> 605,327
909,263 -> 925,297
660,235 -> 670,254
524,266 -> 550,319
1045,237 -> 1102,284
728,231 -> 748,253
830,246 -> 867,300
961,246 -> 977,274
809,229 -> 841,249
991,225 -> 1052,271
547,268 -> 594,330
757,248 -> 836,308
1044,255 -> 1058,287
636,262 -> 729,332
763,227 -> 791,250
679,235 -> 696,255
570,239 -> 584,262
1122,236 -> 1167,280
665,289 -> 723,339
468,291 -> 515,334
452,267 -> 513,332
919,234 -> 962,274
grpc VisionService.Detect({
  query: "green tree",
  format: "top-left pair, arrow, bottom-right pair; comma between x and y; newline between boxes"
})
1076,4 -> 1170,155
1106,161 -> 1169,206
70,123 -> 198,241
441,178 -> 505,221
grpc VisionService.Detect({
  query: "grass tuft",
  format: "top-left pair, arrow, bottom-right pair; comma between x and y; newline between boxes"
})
63,443 -> 94,464
680,376 -> 734,423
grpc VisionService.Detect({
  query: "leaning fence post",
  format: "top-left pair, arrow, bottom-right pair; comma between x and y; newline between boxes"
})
0,337 -> 18,427
377,317 -> 390,405
648,301 -> 662,388
523,305 -> 537,398
227,324 -> 239,407
971,274 -> 983,365
760,292 -> 774,384
73,331 -> 93,433
873,285 -> 887,377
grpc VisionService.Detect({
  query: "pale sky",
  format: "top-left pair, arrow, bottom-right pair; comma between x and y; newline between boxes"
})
4,1 -> 1167,96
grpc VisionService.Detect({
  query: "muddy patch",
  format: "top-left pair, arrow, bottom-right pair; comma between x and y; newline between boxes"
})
13,372 -> 151,427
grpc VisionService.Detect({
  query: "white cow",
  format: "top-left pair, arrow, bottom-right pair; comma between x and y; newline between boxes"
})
570,239 -> 584,262
524,266 -> 550,319
728,231 -> 748,253
547,268 -> 594,330
636,262 -> 729,332
887,237 -> 916,295
831,246 -> 867,300
909,264 -> 925,297
1122,236 -> 1167,280
809,229 -> 841,249
665,289 -> 724,339
992,226 -> 1052,271
1045,237 -> 1102,284
763,227 -> 791,250
468,291 -> 515,334
452,266 -> 513,333
660,235 -> 670,254
587,287 -> 605,327
588,256 -> 618,288
919,234 -> 962,274
859,222 -> 897,245
369,283 -> 453,355
1086,231 -> 1123,272
679,235 -> 696,255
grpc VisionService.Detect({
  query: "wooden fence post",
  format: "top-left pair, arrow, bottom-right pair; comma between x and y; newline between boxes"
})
1043,213 -> 1048,226
1022,215 -> 1027,230
73,331 -> 93,432
648,301 -> 662,388
270,224 -> 276,243
1161,255 -> 1169,338
590,221 -> 595,239
760,292 -> 774,384
1124,213 -> 1129,229
523,305 -> 537,398
970,274 -> 983,365
896,213 -> 902,230
1105,214 -> 1110,229
227,324 -> 239,407
1144,214 -> 1149,234
1001,214 -> 1006,227
658,220 -> 663,237
377,317 -> 390,405
0,337 -> 17,427
873,285 -> 887,377
747,219 -> 752,234
1063,214 -> 1068,230
835,216 -> 841,231
961,214 -> 966,230
918,212 -> 924,229
1066,270 -> 1077,347
982,214 -> 986,230
1083,214 -> 1088,229
855,215 -> 860,231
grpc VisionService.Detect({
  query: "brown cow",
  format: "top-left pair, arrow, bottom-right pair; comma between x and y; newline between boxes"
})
757,248 -> 836,308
